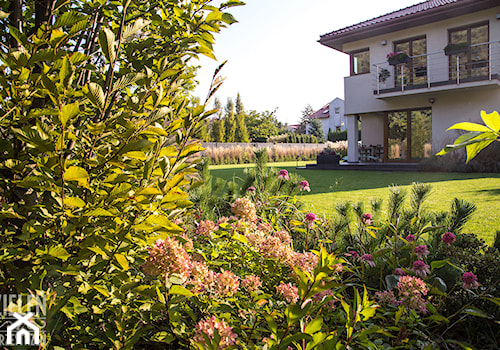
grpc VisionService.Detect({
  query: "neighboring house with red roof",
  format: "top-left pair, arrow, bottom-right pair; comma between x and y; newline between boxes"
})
309,98 -> 346,137
319,0 -> 500,163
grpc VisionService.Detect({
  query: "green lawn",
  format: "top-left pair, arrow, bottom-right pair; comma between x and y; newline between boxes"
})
210,161 -> 500,245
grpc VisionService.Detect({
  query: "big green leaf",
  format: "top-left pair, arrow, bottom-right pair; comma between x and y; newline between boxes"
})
98,27 -> 116,63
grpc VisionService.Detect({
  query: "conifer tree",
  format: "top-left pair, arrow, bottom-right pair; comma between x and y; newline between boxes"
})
224,98 -> 236,142
234,93 -> 249,142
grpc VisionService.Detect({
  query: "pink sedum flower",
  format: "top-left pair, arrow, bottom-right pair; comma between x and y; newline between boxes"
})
442,232 -> 456,245
299,180 -> 311,192
361,254 -> 376,267
278,169 -> 289,180
276,282 -> 299,303
412,260 -> 430,277
462,272 -> 479,289
414,245 -> 429,259
194,316 -> 237,349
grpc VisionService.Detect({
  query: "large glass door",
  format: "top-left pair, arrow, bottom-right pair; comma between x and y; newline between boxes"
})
386,109 -> 432,161
394,37 -> 427,88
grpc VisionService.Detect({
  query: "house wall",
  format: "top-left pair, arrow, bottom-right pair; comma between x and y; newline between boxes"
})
343,6 -> 500,115
340,6 -> 500,156
360,114 -> 384,146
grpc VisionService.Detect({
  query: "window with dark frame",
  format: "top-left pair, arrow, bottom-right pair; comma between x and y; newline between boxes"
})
448,21 -> 489,80
350,49 -> 370,76
393,36 -> 427,87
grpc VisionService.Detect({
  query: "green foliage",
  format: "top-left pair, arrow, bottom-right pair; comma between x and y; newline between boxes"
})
0,0 -> 242,347
437,110 -> 500,162
246,110 -> 279,141
309,118 -> 325,142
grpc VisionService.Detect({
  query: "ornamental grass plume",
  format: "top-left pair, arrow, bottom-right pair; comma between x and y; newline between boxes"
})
412,260 -> 430,277
414,245 -> 429,259
462,272 -> 479,289
442,231 -> 456,245
230,197 -> 257,222
142,237 -> 191,282
193,316 -> 238,350
299,180 -> 310,192
278,169 -> 289,180
276,282 -> 299,303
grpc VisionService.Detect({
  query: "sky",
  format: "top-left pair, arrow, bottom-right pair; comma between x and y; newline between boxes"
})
193,0 -> 421,125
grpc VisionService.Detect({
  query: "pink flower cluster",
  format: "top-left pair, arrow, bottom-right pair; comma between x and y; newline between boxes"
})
278,169 -> 289,180
194,316 -> 237,349
412,260 -> 430,277
304,212 -> 317,228
375,290 -> 399,306
414,245 -> 429,259
195,220 -> 217,237
362,213 -> 372,225
442,232 -> 456,245
397,275 -> 429,313
231,198 -> 257,222
462,272 -> 479,289
241,275 -> 262,292
142,237 -> 191,282
299,180 -> 310,192
276,282 -> 299,303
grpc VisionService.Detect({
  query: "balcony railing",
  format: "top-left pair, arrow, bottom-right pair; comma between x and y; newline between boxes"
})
373,41 -> 500,95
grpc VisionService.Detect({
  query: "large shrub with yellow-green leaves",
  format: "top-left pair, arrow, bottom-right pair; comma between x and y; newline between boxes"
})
0,0 -> 243,347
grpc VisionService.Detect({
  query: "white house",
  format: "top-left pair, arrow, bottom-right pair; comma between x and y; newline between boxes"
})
319,0 -> 500,163
309,98 -> 346,137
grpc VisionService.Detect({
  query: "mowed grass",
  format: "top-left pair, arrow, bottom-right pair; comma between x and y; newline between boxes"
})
209,161 -> 500,245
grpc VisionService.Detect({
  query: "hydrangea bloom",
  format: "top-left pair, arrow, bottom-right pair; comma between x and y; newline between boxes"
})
215,270 -> 240,296
462,272 -> 479,289
278,169 -> 289,180
195,220 -> 217,237
193,316 -> 237,349
362,213 -> 372,225
412,260 -> 430,277
397,275 -> 429,313
442,232 -> 456,245
276,282 -> 299,303
260,235 -> 291,261
414,245 -> 429,259
361,254 -> 375,267
288,251 -> 319,274
274,230 -> 292,245
230,197 -> 257,222
304,212 -> 317,227
241,275 -> 262,292
375,290 -> 398,306
142,237 -> 191,282
299,180 -> 310,192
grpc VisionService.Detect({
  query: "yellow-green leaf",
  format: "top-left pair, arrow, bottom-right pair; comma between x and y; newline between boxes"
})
93,285 -> 110,297
114,254 -> 129,271
169,285 -> 193,297
59,103 -> 79,127
64,166 -> 89,185
63,196 -> 86,208
480,110 -> 500,132
448,122 -> 491,133
84,208 -> 114,217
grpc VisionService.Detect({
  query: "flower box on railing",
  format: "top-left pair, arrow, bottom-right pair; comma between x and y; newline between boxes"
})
444,42 -> 470,56
387,51 -> 410,66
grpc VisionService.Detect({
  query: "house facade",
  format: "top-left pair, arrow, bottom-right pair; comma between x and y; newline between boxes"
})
319,0 -> 500,163
309,98 -> 346,137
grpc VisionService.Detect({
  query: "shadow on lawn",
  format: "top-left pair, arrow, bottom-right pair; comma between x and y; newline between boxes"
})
209,166 -> 500,195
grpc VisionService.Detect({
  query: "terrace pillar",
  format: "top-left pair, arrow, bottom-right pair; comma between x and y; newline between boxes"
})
347,115 -> 359,163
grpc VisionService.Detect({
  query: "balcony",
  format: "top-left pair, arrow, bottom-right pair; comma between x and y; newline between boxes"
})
373,41 -> 500,98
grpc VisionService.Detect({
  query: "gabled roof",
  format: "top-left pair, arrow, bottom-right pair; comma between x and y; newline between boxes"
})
319,0 -> 500,52
310,104 -> 330,120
